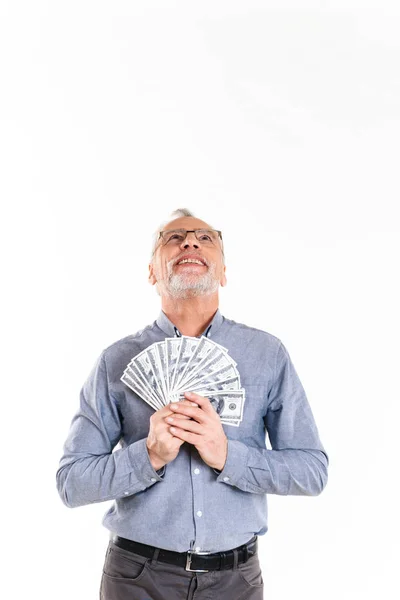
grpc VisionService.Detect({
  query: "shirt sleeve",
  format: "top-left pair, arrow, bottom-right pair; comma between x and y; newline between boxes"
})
215,341 -> 329,496
56,351 -> 165,508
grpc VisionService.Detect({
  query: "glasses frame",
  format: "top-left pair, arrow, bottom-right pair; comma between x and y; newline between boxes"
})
157,228 -> 223,246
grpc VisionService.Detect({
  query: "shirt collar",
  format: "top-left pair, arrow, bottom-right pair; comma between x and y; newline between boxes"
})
156,308 -> 224,338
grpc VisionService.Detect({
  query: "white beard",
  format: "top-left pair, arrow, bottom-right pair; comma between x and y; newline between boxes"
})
156,259 -> 220,299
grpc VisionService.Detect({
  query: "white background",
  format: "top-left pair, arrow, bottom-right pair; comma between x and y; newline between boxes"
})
1,1 -> 399,599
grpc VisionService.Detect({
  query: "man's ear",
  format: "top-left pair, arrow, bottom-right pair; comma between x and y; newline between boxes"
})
148,263 -> 157,285
220,265 -> 227,287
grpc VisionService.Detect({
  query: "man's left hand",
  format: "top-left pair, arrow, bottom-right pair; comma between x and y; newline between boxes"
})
165,392 -> 228,471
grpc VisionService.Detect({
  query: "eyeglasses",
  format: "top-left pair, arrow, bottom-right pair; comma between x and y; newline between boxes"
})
158,229 -> 223,246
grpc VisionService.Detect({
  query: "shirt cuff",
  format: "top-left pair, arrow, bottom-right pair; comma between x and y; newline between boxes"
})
127,438 -> 165,487
214,439 -> 249,486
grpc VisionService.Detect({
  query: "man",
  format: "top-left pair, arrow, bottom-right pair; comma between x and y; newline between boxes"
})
56,208 -> 329,600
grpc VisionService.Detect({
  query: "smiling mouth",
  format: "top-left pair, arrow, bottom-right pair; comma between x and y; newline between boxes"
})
176,259 -> 206,266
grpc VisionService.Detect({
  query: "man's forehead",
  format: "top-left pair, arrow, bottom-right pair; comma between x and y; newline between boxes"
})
162,216 -> 213,231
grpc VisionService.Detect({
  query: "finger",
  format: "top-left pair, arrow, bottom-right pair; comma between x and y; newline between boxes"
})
156,404 -> 179,417
172,413 -> 192,420
183,392 -> 214,415
169,427 -> 202,445
181,399 -> 199,407
165,416 -> 204,435
169,403 -> 208,423
164,413 -> 191,422
165,401 -> 194,419
156,400 -> 195,418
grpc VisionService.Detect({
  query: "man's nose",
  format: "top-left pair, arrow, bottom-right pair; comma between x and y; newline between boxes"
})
180,232 -> 199,250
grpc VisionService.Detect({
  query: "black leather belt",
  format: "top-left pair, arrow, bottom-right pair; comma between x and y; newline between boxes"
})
111,535 -> 258,572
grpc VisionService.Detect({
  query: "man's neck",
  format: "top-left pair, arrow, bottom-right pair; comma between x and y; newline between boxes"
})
161,294 -> 219,337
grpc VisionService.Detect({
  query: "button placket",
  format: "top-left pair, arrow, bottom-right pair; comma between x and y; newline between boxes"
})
190,449 -> 207,551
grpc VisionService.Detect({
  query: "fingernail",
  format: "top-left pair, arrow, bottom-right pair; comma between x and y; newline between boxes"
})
170,404 -> 178,410
170,427 -> 176,433
166,417 -> 174,422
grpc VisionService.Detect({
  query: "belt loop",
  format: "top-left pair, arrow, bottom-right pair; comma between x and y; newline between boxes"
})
151,547 -> 160,565
220,551 -> 226,570
233,548 -> 239,571
243,544 -> 248,563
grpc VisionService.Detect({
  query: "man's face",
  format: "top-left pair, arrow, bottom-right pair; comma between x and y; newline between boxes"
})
149,217 -> 227,299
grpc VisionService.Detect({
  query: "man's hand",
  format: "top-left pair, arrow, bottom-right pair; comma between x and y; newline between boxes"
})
146,400 -> 195,471
165,391 -> 228,471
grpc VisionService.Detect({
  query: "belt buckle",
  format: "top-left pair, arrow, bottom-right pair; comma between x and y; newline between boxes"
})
185,550 -> 210,572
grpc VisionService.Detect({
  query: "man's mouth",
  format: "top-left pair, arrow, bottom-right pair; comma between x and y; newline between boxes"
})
176,258 -> 206,266
174,254 -> 207,267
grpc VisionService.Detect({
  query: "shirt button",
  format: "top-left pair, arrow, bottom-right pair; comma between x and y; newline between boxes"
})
124,491 -> 129,495
195,546 -> 201,553
150,478 -> 157,482
193,468 -> 200,475
223,476 -> 230,482
196,510 -> 202,517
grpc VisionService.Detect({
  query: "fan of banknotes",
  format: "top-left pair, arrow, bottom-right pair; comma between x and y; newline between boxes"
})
120,336 -> 245,426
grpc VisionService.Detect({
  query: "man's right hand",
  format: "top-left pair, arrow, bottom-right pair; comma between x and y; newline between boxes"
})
146,400 -> 194,471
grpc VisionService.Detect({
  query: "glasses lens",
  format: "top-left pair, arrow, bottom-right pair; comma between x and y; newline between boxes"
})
194,229 -> 219,243
161,230 -> 186,244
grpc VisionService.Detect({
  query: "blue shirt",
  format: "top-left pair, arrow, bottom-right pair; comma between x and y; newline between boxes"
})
56,309 -> 328,553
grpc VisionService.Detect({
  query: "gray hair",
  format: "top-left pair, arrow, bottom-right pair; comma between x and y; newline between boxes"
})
150,208 -> 224,262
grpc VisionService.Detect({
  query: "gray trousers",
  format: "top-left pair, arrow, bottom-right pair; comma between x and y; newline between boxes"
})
100,539 -> 264,600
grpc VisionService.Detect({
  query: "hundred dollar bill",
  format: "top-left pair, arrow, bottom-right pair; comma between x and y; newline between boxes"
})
178,375 -> 242,398
123,359 -> 164,407
165,337 -> 183,396
155,341 -> 168,397
146,344 -> 168,403
179,363 -> 240,394
177,351 -> 237,392
128,350 -> 165,407
220,390 -> 245,424
121,371 -> 160,410
176,338 -> 231,390
169,335 -> 199,393
184,390 -> 245,426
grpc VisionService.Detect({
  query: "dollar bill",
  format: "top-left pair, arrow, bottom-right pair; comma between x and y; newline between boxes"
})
121,370 -> 161,410
165,337 -> 182,397
170,336 -> 199,392
178,363 -> 240,394
127,350 -> 165,407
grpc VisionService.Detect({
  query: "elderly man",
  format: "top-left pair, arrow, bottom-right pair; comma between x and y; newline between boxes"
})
56,208 -> 329,600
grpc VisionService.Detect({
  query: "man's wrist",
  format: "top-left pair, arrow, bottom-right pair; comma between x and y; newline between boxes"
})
213,460 -> 226,471
211,452 -> 227,471
146,446 -> 166,471
213,439 -> 228,471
